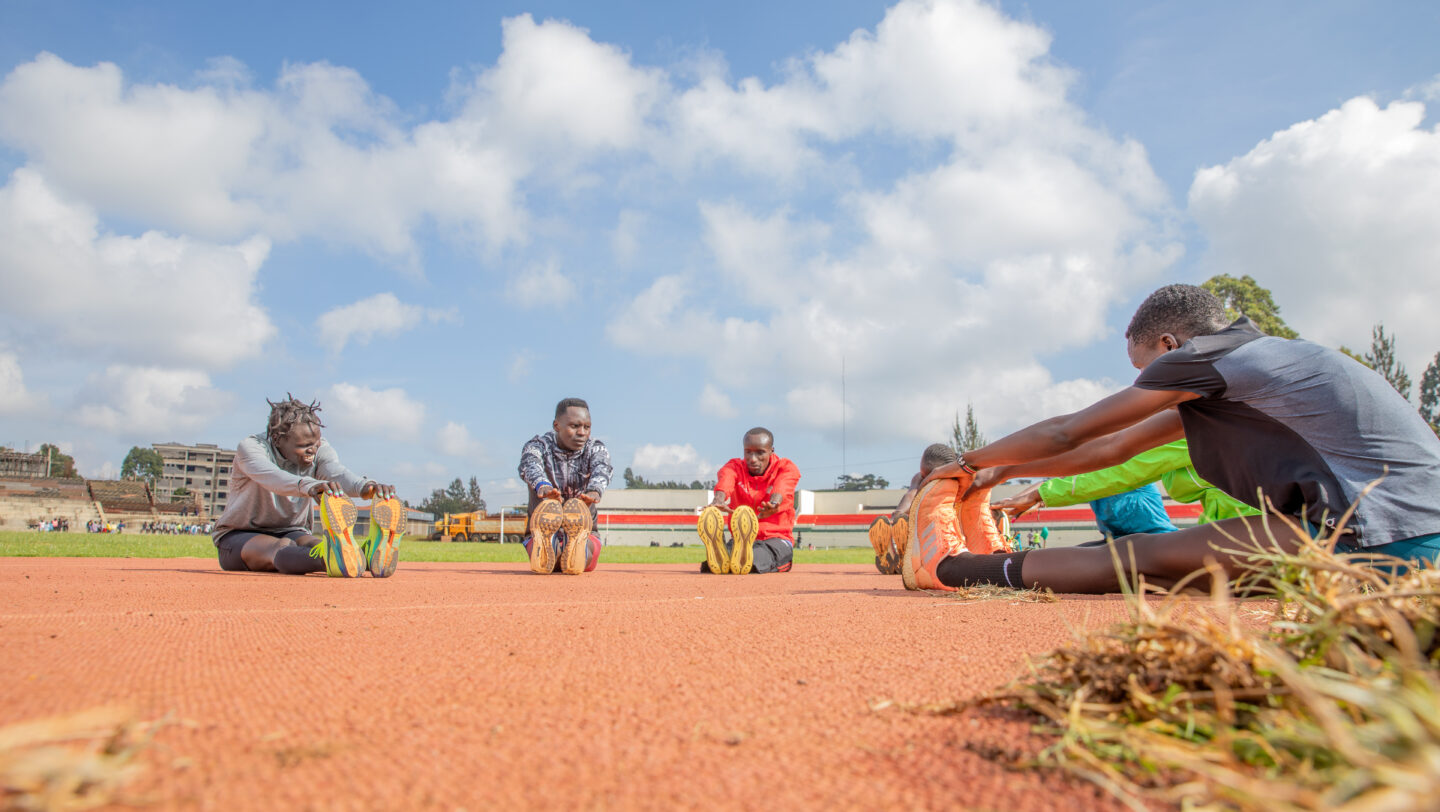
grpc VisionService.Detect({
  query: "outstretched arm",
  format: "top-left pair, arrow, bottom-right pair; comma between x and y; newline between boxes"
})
978,412 -> 1185,489
966,387 -> 1196,469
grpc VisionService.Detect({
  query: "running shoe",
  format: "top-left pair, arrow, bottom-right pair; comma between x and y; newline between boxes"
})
364,495 -> 405,578
697,505 -> 729,574
729,505 -> 759,575
890,514 -> 910,574
317,492 -> 363,578
902,479 -> 962,592
559,498 -> 592,575
528,499 -> 563,574
868,516 -> 891,573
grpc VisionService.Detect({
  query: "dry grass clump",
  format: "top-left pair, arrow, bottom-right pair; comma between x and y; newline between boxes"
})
948,516 -> 1440,811
941,584 -> 1059,604
0,707 -> 160,811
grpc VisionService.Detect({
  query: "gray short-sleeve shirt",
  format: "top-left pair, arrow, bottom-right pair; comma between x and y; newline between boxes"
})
1133,318 -> 1440,546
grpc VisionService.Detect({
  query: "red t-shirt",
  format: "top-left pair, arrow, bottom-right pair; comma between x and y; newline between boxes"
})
714,456 -> 802,543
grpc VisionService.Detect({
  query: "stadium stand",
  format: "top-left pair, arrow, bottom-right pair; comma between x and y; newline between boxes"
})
0,477 -> 102,528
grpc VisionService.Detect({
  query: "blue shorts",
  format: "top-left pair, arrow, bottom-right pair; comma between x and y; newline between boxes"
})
1335,532 -> 1440,571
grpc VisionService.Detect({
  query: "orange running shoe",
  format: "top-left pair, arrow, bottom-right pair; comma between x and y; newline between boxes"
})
729,505 -> 759,575
697,505 -> 730,574
528,498 -> 563,574
559,498 -> 592,575
902,479 -> 963,592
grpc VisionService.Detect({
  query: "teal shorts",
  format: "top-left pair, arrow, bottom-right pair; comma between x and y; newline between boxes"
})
1335,532 -> 1440,570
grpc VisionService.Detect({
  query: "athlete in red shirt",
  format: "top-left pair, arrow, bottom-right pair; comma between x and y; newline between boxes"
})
696,427 -> 801,574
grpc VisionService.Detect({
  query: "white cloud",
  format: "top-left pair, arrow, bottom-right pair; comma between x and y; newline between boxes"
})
630,443 -> 716,483
508,350 -> 537,382
612,209 -> 646,265
1190,96 -> 1440,377
606,0 -> 1179,443
0,169 -> 274,369
465,14 -> 664,157
697,384 -> 738,419
73,366 -> 232,437
317,292 -> 453,353
0,53 -> 527,259
435,421 -> 486,460
86,460 -> 120,480
324,383 -> 426,438
507,259 -> 577,308
0,350 -> 42,415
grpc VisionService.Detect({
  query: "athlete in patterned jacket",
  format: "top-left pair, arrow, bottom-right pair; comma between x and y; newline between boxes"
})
517,397 -> 613,575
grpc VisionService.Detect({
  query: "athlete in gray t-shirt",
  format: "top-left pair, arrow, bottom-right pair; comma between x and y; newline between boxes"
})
907,284 -> 1440,595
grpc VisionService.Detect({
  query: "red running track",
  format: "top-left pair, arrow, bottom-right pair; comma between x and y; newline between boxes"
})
0,558 -> 1141,811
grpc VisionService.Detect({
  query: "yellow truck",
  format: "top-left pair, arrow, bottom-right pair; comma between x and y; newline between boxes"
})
433,511 -> 527,543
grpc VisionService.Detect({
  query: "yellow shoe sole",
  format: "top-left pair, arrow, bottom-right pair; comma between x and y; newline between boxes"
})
367,496 -> 405,578
319,494 -> 362,578
730,506 -> 758,575
696,506 -> 729,574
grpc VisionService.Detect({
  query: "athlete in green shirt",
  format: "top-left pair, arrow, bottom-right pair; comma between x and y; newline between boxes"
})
991,439 -> 1259,525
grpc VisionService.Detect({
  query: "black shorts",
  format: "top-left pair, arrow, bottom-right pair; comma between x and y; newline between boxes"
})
214,529 -> 310,572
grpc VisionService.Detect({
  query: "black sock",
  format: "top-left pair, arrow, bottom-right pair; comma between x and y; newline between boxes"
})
274,544 -> 325,575
936,550 -> 1029,588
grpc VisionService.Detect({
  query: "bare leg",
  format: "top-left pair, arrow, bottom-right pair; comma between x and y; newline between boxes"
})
1020,515 -> 1306,594
240,533 -> 321,573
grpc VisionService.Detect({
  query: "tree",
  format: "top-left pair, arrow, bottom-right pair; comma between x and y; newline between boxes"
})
419,477 -> 485,516
834,473 -> 889,491
1201,274 -> 1299,338
37,443 -> 78,478
950,402 -> 986,456
467,477 -> 487,515
1364,323 -> 1412,401
621,467 -> 714,489
1419,351 -> 1440,435
1338,346 -> 1372,368
120,446 -> 163,486
171,486 -> 191,502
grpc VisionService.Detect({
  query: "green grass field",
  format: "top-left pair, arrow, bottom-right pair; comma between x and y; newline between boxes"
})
0,531 -> 875,565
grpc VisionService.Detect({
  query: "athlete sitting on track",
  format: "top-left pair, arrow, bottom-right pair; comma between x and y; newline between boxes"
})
697,427 -> 802,574
992,439 -> 1259,546
906,284 -> 1440,593
212,395 -> 398,577
869,444 -> 957,573
518,397 -> 612,575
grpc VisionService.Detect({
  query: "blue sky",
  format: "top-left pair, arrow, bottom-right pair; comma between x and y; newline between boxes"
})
1,0 -> 1438,508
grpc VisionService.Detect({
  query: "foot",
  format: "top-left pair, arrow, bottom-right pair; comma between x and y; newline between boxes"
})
889,514 -> 910,574
365,496 -> 405,578
729,506 -> 759,575
868,516 -> 891,573
902,480 -> 961,592
317,493 -> 363,578
696,505 -> 729,574
528,499 -> 563,574
559,498 -> 592,575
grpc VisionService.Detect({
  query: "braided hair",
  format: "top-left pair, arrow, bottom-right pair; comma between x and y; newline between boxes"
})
266,394 -> 324,443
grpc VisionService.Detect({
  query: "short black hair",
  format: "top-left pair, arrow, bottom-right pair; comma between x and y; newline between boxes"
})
555,397 -> 590,419
1125,284 -> 1230,345
920,443 -> 957,472
743,427 -> 774,448
267,394 -> 324,442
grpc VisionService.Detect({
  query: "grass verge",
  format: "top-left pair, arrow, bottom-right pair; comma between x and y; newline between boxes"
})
0,531 -> 876,565
930,516 -> 1440,811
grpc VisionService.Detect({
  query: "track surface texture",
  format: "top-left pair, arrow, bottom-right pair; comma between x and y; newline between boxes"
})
0,559 -> 1140,811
